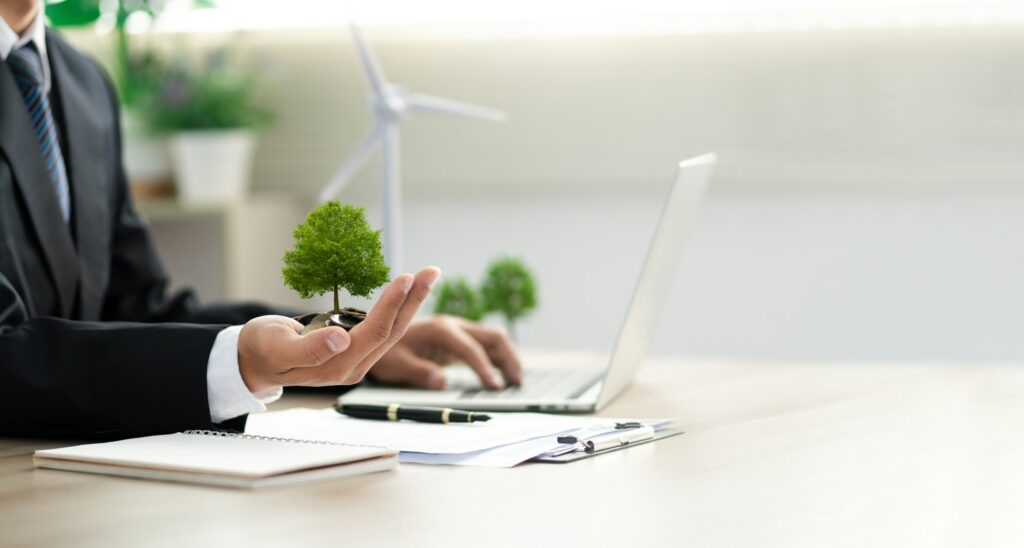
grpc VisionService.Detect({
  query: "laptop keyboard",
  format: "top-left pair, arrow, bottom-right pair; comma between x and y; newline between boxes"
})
459,368 -> 604,400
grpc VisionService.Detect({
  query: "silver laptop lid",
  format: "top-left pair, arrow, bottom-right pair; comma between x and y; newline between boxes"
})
595,153 -> 716,409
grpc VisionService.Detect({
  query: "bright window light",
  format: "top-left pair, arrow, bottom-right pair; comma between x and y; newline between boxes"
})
151,0 -> 1024,37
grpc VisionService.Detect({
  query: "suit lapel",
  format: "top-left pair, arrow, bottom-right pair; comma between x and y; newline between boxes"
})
48,34 -> 111,320
0,59 -> 79,317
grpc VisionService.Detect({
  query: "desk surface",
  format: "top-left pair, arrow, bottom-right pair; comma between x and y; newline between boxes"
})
2,356 -> 1023,547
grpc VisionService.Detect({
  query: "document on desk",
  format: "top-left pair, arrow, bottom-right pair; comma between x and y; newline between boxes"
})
246,408 -> 675,467
248,408 -> 590,454
400,419 -> 676,467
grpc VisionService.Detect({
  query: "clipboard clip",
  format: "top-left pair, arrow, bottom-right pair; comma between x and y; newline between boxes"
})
556,426 -> 656,454
583,426 -> 656,453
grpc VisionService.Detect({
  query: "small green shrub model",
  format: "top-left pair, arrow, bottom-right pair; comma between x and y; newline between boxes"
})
481,257 -> 537,340
433,277 -> 484,321
282,201 -> 390,315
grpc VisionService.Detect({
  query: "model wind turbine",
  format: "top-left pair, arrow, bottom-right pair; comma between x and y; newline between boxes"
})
319,23 -> 506,273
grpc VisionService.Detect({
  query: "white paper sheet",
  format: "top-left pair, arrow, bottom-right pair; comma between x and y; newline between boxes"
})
400,434 -> 571,467
401,419 -> 677,467
246,408 -> 597,454
246,408 -> 675,467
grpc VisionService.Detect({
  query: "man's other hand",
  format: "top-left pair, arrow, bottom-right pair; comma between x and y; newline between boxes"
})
237,267 -> 441,395
368,316 -> 522,391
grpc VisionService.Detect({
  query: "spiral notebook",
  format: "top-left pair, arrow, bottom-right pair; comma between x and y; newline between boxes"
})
33,430 -> 398,489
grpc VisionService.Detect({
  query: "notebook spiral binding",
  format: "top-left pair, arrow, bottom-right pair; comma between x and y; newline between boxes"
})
182,430 -> 385,450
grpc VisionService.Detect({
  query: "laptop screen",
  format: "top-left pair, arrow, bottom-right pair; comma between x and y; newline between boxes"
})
596,154 -> 716,409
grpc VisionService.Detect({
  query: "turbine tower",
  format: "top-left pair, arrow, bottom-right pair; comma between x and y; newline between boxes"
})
319,23 -> 506,273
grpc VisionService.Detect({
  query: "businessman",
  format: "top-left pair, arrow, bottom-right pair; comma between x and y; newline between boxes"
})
0,0 -> 520,437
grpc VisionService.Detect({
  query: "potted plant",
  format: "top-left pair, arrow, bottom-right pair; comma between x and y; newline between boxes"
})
140,48 -> 272,207
45,0 -> 213,190
282,201 -> 390,333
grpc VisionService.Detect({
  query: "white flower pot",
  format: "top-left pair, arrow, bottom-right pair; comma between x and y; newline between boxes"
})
121,110 -> 171,186
169,130 -> 256,207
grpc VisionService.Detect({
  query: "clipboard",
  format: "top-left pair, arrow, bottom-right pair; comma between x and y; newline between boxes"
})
530,428 -> 684,463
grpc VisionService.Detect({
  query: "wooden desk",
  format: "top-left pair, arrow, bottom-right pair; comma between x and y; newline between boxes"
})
2,358 -> 1023,547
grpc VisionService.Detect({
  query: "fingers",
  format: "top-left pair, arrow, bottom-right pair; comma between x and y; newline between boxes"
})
462,322 -> 522,386
345,267 -> 442,383
240,264 -> 441,390
343,273 -> 415,361
369,348 -> 447,389
271,321 -> 352,368
392,267 -> 442,339
439,323 -> 506,390
262,273 -> 414,387
237,315 -> 351,394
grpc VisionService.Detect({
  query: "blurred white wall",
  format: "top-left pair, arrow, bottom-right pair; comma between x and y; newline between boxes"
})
398,187 -> 1024,360
85,22 -> 1024,360
244,24 -> 1024,196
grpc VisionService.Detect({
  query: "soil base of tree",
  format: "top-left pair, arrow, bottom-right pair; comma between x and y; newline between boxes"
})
293,308 -> 367,335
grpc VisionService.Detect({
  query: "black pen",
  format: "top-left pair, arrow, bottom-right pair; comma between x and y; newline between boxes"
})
334,403 -> 491,424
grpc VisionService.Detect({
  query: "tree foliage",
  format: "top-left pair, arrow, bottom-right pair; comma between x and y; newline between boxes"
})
282,201 -> 389,311
433,277 -> 484,321
481,257 -> 537,329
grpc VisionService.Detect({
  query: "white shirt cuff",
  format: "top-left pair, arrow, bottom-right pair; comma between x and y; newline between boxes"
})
207,325 -> 283,423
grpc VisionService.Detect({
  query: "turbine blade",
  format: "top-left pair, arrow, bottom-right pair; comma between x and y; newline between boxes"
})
407,93 -> 506,122
318,126 -> 384,203
350,22 -> 387,98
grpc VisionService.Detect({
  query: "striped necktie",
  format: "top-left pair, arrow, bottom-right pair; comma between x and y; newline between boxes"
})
6,43 -> 71,222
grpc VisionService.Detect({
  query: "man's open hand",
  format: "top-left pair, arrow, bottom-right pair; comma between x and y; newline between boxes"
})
237,267 -> 441,395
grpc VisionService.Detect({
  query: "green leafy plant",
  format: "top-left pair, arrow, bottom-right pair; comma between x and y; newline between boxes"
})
45,0 -> 103,28
433,277 -> 484,321
139,48 -> 273,132
282,201 -> 390,315
46,0 -> 214,107
481,257 -> 537,340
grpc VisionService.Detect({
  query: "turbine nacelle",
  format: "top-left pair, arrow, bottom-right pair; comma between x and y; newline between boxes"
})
374,85 -> 410,121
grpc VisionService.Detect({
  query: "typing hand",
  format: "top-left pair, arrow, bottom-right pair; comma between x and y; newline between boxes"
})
237,267 -> 441,395
368,315 -> 522,391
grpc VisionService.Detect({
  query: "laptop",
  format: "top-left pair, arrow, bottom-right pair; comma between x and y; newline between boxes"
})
340,153 -> 716,413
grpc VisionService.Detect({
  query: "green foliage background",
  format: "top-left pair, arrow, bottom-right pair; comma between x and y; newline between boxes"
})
282,202 -> 390,308
46,0 -> 213,107
139,58 -> 273,132
46,1 -> 269,128
481,257 -> 537,326
433,277 -> 484,321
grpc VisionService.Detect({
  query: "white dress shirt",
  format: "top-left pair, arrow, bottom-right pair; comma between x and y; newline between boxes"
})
0,5 -> 279,423
0,1 -> 49,93
207,326 -> 282,422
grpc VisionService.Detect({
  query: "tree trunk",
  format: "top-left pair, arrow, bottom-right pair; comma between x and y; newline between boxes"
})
507,320 -> 517,344
333,286 -> 340,315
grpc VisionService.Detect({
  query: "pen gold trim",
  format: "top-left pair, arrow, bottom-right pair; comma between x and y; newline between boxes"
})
387,403 -> 400,422
441,408 -> 452,424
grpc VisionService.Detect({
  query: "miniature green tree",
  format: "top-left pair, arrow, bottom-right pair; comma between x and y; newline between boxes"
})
480,257 -> 537,340
282,201 -> 390,314
433,277 -> 484,321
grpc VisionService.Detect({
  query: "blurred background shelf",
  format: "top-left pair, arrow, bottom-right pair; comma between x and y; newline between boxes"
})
134,192 -> 311,309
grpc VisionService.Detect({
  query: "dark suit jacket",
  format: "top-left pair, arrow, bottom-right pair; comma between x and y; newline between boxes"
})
0,30 -> 276,438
